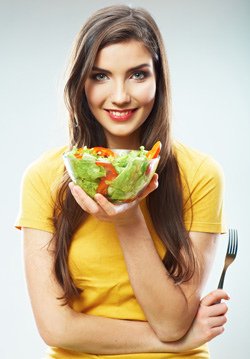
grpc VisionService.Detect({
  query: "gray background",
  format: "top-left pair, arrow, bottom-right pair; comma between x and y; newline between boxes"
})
1,0 -> 249,358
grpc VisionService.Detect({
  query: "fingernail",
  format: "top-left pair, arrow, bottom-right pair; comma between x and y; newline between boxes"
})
94,193 -> 102,202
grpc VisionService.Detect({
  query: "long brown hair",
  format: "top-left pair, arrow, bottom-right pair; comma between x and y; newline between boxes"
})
53,5 -> 195,304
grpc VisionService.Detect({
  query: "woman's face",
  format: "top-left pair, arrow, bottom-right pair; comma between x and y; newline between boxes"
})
85,40 -> 156,149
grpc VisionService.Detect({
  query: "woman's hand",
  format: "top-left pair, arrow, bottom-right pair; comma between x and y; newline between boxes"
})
68,173 -> 158,225
175,289 -> 230,351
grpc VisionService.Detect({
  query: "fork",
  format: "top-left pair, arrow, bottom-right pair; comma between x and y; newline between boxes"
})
218,228 -> 238,289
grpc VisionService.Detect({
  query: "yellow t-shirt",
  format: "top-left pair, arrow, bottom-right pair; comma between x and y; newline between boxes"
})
15,141 -> 225,359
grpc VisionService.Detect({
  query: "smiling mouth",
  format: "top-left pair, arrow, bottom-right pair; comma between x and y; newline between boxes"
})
105,109 -> 137,121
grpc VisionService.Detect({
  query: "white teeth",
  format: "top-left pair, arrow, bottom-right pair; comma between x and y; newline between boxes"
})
110,111 -> 130,116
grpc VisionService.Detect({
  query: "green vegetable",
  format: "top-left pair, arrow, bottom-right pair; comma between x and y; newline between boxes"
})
63,145 -> 159,202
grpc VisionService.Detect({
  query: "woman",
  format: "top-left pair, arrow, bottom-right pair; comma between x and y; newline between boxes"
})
16,5 -> 229,359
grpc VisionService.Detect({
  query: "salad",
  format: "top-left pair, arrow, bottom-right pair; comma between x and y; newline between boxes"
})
63,141 -> 161,203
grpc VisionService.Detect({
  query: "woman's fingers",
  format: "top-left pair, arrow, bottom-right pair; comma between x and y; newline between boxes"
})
69,182 -> 136,222
208,314 -> 227,328
206,326 -> 225,342
206,301 -> 228,317
69,171 -> 159,214
69,182 -> 100,214
94,193 -> 119,216
94,193 -> 139,219
69,174 -> 158,223
200,289 -> 230,306
137,173 -> 159,200
197,289 -> 229,335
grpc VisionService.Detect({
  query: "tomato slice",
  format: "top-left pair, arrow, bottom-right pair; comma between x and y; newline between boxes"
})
96,162 -> 118,195
92,147 -> 116,158
146,141 -> 162,159
96,162 -> 118,177
96,178 -> 109,195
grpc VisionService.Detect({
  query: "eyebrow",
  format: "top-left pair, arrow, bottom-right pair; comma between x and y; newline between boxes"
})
91,63 -> 151,74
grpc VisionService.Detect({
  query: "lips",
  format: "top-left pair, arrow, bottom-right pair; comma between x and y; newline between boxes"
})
105,109 -> 137,121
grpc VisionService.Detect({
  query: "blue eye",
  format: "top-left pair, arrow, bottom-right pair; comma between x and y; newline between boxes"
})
131,71 -> 148,80
92,73 -> 108,81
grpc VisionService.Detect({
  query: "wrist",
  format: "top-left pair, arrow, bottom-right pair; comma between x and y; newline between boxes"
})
156,338 -> 182,353
114,205 -> 143,227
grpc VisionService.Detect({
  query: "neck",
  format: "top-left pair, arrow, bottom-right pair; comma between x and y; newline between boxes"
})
106,132 -> 140,150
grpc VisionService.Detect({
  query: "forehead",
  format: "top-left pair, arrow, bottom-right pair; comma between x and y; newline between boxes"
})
94,40 -> 153,69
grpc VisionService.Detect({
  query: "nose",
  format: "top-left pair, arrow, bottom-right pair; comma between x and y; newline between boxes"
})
110,80 -> 131,106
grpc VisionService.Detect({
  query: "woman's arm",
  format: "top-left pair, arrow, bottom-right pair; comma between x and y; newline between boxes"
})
69,179 -> 219,342
23,227 -> 228,354
115,211 -> 218,341
23,227 -> 181,354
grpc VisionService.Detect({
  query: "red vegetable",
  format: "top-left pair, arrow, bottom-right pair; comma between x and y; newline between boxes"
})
95,162 -> 118,195
92,147 -> 116,158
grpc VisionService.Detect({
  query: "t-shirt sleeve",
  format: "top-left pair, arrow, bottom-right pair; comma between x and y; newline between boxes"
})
183,156 -> 226,234
15,162 -> 55,233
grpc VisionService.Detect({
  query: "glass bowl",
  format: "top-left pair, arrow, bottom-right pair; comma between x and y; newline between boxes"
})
63,147 -> 160,203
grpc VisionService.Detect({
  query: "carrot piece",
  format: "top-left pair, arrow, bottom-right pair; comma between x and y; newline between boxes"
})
146,141 -> 162,159
74,147 -> 84,159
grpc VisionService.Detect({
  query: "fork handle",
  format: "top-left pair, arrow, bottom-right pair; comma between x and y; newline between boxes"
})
218,268 -> 226,289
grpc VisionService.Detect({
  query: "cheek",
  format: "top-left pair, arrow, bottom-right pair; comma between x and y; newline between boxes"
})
132,81 -> 156,105
85,83 -> 107,108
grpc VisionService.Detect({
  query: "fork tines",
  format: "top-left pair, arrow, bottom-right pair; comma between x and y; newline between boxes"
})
217,228 -> 238,289
228,228 -> 238,257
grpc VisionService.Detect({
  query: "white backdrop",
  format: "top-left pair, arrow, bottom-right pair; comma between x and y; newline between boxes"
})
1,0 -> 249,358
